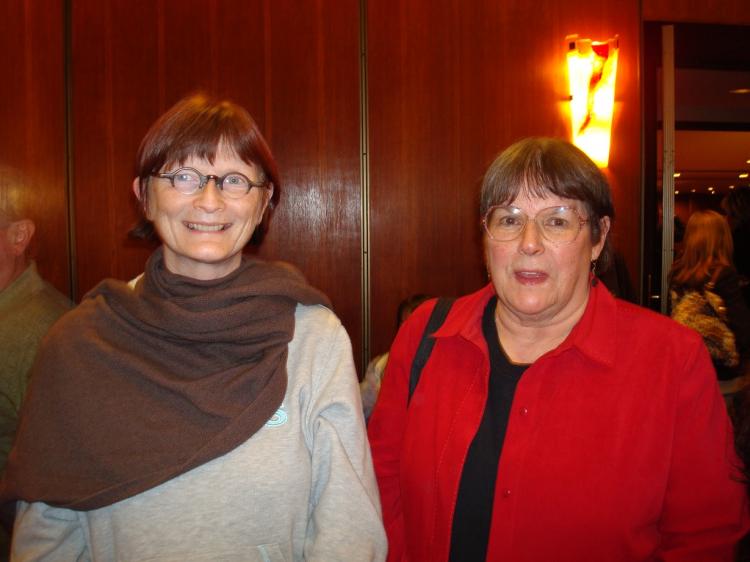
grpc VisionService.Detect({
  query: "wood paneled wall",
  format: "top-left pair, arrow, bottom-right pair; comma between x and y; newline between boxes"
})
367,0 -> 642,356
69,0 -> 363,363
70,0 -> 274,289
0,0 -> 69,295
7,0 -> 647,373
259,1 -> 363,363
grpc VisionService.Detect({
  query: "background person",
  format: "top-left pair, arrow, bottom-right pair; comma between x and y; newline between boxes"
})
1,94 -> 386,562
0,167 -> 72,475
368,137 -> 747,561
723,186 -> 750,306
669,210 -> 750,398
0,168 -> 71,560
360,293 -> 430,420
595,248 -> 636,303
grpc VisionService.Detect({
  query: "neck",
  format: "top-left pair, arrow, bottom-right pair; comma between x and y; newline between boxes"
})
0,257 -> 29,293
494,294 -> 590,364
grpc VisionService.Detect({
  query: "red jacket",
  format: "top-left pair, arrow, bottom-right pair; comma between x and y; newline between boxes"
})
368,282 -> 748,562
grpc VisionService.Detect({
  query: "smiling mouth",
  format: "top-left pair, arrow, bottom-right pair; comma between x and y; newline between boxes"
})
186,222 -> 230,232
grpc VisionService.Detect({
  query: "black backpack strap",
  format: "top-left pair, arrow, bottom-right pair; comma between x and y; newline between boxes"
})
408,297 -> 455,405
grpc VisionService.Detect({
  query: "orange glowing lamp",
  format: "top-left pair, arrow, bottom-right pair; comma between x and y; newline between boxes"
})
566,35 -> 619,167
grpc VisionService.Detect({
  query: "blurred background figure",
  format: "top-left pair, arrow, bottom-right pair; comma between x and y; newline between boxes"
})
360,294 -> 430,421
723,186 -> 750,306
0,167 -> 71,470
722,188 -> 750,561
596,248 -> 636,303
669,210 -> 750,399
0,167 -> 72,560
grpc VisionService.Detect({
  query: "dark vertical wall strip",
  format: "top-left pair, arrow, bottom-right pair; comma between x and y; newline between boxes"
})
359,0 -> 371,368
64,0 -> 76,298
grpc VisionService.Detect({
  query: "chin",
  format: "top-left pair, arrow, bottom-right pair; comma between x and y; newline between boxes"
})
517,306 -> 552,319
508,296 -> 555,317
184,243 -> 237,262
190,251 -> 231,263
172,247 -> 240,271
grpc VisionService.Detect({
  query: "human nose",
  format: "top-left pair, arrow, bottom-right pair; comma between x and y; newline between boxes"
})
518,217 -> 545,255
193,177 -> 225,212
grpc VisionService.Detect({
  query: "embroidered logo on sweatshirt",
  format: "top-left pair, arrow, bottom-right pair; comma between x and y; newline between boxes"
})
266,403 -> 288,427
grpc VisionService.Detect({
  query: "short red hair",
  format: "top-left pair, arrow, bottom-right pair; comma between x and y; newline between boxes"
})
131,93 -> 279,240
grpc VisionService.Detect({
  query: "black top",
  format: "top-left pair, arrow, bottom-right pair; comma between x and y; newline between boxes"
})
448,297 -> 527,562
732,222 -> 750,286
732,222 -> 750,309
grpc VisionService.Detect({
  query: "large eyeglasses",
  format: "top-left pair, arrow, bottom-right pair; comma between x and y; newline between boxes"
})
153,167 -> 267,199
482,205 -> 589,244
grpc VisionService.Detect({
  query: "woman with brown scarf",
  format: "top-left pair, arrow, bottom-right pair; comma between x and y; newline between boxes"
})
1,94 -> 386,561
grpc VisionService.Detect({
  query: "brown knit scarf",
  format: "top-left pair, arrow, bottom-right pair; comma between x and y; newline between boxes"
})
0,247 -> 330,510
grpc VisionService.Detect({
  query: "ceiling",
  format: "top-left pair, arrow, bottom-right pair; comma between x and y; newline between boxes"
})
654,24 -> 750,198
657,129 -> 750,196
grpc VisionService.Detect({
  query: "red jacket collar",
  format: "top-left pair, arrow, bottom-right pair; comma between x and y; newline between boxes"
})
433,280 -> 617,368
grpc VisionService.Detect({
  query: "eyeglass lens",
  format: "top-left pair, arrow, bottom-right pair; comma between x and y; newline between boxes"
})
484,206 -> 583,243
169,168 -> 254,198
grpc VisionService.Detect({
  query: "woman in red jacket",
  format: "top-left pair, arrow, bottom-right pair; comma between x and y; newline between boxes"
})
368,137 -> 748,562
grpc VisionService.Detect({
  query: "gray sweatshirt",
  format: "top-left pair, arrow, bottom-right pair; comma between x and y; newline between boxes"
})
12,304 -> 387,562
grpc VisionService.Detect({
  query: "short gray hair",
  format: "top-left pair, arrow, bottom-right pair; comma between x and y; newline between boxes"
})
0,166 -> 30,223
480,137 -> 614,270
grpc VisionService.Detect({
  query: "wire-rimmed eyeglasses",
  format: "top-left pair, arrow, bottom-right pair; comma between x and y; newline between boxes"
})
482,205 -> 589,244
152,167 -> 267,199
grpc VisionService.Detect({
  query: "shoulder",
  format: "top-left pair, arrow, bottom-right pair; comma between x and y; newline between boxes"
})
289,304 -> 351,366
293,303 -> 343,335
32,281 -> 73,319
580,292 -> 716,403
609,298 -> 708,375
616,297 -> 702,344
577,284 -> 705,367
32,294 -> 102,360
403,285 -> 492,336
287,305 -> 359,412
393,298 -> 443,352
390,286 -> 492,366
6,284 -> 72,343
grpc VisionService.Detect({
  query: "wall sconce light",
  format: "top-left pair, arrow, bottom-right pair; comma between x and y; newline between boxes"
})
566,34 -> 619,167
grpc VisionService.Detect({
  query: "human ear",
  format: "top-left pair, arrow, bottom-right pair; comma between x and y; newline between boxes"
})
132,178 -> 151,219
8,219 -> 35,256
131,177 -> 141,201
263,183 -> 275,210
591,216 -> 611,261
